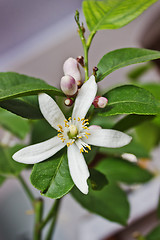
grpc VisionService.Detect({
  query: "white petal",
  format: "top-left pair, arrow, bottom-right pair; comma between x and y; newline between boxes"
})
38,93 -> 66,130
72,75 -> 97,119
67,143 -> 90,194
84,129 -> 132,148
12,136 -> 65,164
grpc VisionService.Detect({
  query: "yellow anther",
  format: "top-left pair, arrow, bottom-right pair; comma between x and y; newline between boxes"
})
78,117 -> 80,121
67,143 -> 70,147
64,120 -> 68,123
57,124 -> 62,128
78,136 -> 82,139
81,118 -> 84,121
83,126 -> 89,130
85,150 -> 88,153
85,132 -> 91,135
80,148 -> 84,153
87,145 -> 91,150
85,135 -> 88,139
74,118 -> 76,120
68,117 -> 71,121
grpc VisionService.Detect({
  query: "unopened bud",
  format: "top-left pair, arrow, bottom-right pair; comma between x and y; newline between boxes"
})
60,75 -> 78,96
63,57 -> 83,87
93,66 -> 98,76
76,56 -> 84,67
64,98 -> 74,107
89,125 -> 102,130
93,96 -> 108,108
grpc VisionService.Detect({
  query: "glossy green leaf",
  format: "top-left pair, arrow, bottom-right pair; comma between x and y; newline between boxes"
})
127,63 -> 152,81
89,168 -> 108,190
0,72 -> 63,101
83,0 -> 158,32
0,95 -> 43,119
0,108 -> 30,139
0,145 -> 27,176
114,114 -> 154,132
30,150 -> 74,199
31,119 -> 57,144
146,225 -> 160,240
96,157 -> 153,184
72,183 -> 129,225
97,48 -> 160,81
140,83 -> 160,101
99,85 -> 160,116
99,138 -> 149,158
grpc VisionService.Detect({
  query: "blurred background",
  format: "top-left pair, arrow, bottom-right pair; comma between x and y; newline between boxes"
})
0,0 -> 160,239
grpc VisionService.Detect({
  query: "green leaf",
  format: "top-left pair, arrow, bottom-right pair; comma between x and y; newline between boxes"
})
96,157 -> 153,184
114,114 -> 155,132
0,95 -> 43,119
72,183 -> 129,225
97,48 -> 160,81
135,121 -> 160,151
99,138 -> 150,158
31,119 -> 57,144
127,63 -> 152,81
0,72 -> 63,101
89,168 -> 108,190
0,176 -> 6,186
30,150 -> 74,199
0,145 -> 27,176
146,225 -> 160,240
99,85 -> 160,116
83,0 -> 158,31
139,83 -> 160,101
0,108 -> 30,139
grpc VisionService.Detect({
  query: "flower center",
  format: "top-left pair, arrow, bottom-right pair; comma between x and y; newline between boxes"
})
57,117 -> 91,153
68,124 -> 78,138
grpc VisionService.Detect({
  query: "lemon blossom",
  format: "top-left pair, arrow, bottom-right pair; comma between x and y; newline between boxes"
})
13,76 -> 132,194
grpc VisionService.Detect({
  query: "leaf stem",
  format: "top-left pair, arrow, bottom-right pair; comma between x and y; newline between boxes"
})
17,174 -> 35,204
33,198 -> 43,240
45,199 -> 61,240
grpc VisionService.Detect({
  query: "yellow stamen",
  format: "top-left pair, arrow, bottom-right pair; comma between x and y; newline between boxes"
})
67,143 -> 70,147
87,145 -> 91,150
68,117 -> 71,121
85,132 -> 91,135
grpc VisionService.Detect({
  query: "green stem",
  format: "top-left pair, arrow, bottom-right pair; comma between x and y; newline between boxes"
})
33,198 -> 43,240
17,174 -> 34,205
45,199 -> 61,240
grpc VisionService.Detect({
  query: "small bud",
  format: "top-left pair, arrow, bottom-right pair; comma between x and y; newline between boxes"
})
89,125 -> 102,130
93,66 -> 98,76
63,57 -> 83,87
93,96 -> 108,108
64,98 -> 74,107
76,56 -> 84,67
60,75 -> 78,96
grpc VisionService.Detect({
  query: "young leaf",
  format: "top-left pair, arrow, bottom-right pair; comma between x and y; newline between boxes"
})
0,108 -> 30,139
99,85 -> 160,116
30,150 -> 74,199
72,183 -> 129,225
97,48 -> 160,81
146,225 -> 160,240
0,96 -> 43,119
96,157 -> 153,184
0,145 -> 27,176
83,0 -> 158,32
0,72 -> 63,101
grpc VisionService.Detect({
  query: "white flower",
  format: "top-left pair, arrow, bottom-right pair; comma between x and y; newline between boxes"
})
13,76 -> 132,194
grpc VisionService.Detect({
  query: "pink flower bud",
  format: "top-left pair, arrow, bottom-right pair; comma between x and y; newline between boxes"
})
93,96 -> 108,108
63,57 -> 83,86
64,98 -> 74,106
60,75 -> 78,96
89,125 -> 102,130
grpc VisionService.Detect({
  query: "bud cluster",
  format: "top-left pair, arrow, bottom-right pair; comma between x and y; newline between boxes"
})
61,57 -> 83,106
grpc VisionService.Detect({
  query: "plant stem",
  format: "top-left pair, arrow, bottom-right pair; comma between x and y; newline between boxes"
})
17,174 -> 34,205
45,199 -> 61,240
33,198 -> 43,240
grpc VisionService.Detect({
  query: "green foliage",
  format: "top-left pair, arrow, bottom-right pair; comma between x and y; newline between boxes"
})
72,183 -> 129,225
31,119 -> 57,144
83,0 -> 158,31
0,145 -> 27,176
0,176 -> 6,186
127,63 -> 152,81
99,139 -> 150,158
99,85 -> 160,116
96,157 -> 153,184
0,108 -> 30,139
97,48 -> 160,81
30,150 -> 74,199
89,168 -> 108,190
114,114 -> 155,132
146,225 -> 160,240
140,83 -> 160,101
